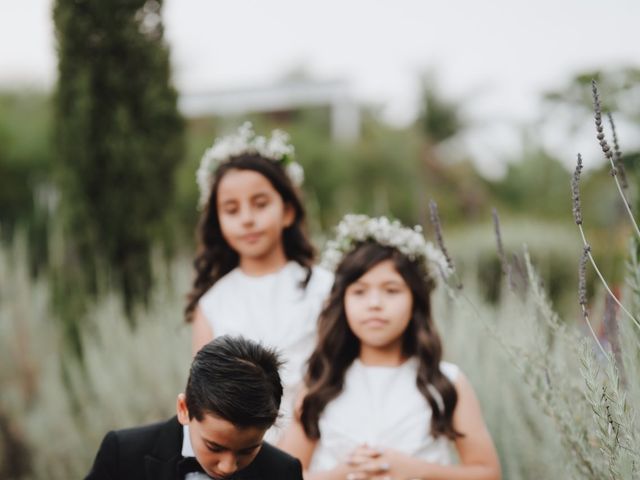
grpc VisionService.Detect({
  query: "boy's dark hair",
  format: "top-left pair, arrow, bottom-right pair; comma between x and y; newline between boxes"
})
185,336 -> 284,429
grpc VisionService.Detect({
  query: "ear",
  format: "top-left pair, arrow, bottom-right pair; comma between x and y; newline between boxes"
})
283,203 -> 295,228
176,393 -> 190,426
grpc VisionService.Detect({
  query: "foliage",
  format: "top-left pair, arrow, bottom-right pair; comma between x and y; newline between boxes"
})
492,146 -> 570,219
459,82 -> 640,477
0,236 -> 190,479
52,0 -> 184,323
0,92 -> 53,273
543,67 -> 640,126
541,66 -> 640,216
1,216 -> 637,479
417,73 -> 464,144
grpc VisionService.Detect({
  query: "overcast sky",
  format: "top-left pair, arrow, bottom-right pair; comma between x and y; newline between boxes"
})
1,0 -> 638,176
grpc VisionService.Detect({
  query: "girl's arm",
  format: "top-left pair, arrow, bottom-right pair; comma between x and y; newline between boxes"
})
277,410 -> 317,472
448,371 -> 501,479
373,371 -> 501,480
191,306 -> 214,356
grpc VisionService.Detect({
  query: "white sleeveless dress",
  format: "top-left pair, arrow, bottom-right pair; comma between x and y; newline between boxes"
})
198,261 -> 333,440
309,358 -> 460,471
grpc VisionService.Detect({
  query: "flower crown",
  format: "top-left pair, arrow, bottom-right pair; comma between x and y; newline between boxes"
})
196,122 -> 304,209
321,214 -> 452,280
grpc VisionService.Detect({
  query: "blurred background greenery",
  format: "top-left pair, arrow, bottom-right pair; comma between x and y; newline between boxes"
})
2,64 -> 637,330
1,1 -> 640,478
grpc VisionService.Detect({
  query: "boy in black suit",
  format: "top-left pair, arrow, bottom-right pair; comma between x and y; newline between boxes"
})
86,336 -> 303,479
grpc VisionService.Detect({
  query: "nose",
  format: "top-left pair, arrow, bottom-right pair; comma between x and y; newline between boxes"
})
216,453 -> 239,475
367,289 -> 382,308
239,205 -> 255,226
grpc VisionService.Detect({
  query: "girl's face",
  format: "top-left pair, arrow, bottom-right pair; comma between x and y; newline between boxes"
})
216,169 -> 294,264
344,259 -> 413,357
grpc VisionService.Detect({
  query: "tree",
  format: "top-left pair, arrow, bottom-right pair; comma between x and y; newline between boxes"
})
414,75 -> 488,223
0,92 -> 53,273
417,75 -> 464,145
53,0 -> 184,339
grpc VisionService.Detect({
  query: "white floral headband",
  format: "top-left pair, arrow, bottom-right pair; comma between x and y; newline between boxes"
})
196,122 -> 304,209
321,214 -> 452,280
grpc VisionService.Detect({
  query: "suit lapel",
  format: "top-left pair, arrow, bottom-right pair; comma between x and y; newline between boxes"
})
144,416 -> 184,480
144,454 -> 180,480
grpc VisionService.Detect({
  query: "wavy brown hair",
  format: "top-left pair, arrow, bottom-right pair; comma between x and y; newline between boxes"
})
184,153 -> 315,322
300,242 -> 462,440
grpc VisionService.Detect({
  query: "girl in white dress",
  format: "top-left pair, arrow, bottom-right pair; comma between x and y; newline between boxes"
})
184,123 -> 333,439
280,215 -> 501,480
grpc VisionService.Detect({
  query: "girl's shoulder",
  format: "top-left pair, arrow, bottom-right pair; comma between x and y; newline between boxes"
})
439,360 -> 461,382
286,262 -> 333,295
402,357 -> 461,382
308,264 -> 334,292
199,268 -> 241,305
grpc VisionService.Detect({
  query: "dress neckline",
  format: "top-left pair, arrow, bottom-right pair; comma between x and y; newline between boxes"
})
353,356 -> 417,371
235,260 -> 298,281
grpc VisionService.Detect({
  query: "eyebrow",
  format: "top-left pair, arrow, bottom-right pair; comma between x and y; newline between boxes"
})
352,278 -> 405,286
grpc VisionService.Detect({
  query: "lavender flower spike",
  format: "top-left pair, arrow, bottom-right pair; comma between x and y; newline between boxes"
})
591,80 -> 615,167
429,200 -> 455,273
571,154 -> 583,226
607,112 -> 628,189
578,245 -> 590,306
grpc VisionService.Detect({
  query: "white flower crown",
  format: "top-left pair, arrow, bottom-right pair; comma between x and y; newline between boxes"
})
196,122 -> 304,209
321,214 -> 452,280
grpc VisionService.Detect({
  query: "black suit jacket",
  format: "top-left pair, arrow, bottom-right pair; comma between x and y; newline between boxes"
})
85,416 -> 303,480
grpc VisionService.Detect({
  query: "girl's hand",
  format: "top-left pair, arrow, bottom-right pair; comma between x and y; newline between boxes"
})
340,445 -> 390,480
347,444 -> 383,466
370,447 -> 427,479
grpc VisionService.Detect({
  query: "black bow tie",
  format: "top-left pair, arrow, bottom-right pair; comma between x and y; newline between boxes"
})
177,456 -> 248,480
177,456 -> 208,478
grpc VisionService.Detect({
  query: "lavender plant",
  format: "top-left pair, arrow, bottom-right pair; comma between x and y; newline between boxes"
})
427,81 -> 640,476
451,81 -> 640,479
0,237 -> 190,479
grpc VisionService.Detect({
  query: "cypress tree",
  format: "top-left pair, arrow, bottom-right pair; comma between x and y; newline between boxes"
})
53,0 -> 183,336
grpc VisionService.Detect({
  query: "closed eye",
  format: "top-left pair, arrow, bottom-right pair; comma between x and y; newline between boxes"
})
219,199 -> 239,214
251,193 -> 270,209
205,443 -> 261,455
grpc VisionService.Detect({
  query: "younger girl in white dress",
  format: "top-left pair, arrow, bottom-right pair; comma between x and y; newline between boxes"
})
280,215 -> 501,479
184,123 -> 333,439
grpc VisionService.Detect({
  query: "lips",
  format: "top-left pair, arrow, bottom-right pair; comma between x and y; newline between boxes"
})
361,318 -> 389,328
240,232 -> 263,243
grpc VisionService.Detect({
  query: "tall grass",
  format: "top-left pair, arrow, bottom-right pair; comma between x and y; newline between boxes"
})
0,227 -> 622,480
0,236 -> 191,479
437,82 -> 640,479
435,226 -> 639,479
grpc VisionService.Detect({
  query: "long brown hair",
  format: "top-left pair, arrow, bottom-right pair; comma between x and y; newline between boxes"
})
300,242 -> 462,440
184,153 -> 315,322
